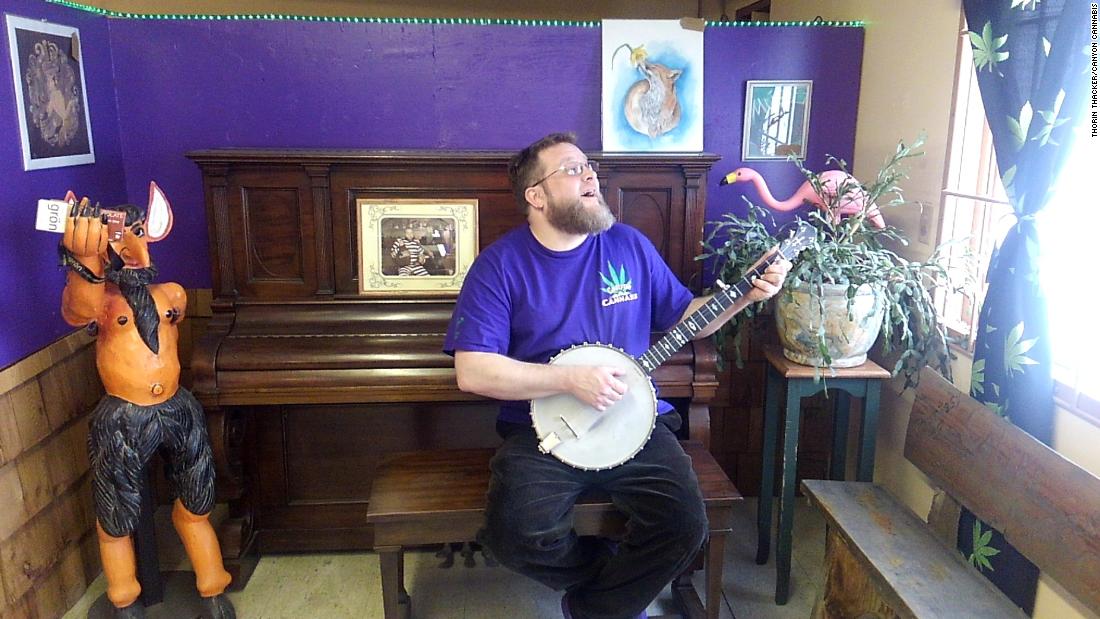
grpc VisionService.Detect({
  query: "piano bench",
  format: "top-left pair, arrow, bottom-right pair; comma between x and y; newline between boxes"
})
365,440 -> 740,619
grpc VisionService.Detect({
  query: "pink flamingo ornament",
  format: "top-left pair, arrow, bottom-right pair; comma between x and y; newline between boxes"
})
720,168 -> 885,228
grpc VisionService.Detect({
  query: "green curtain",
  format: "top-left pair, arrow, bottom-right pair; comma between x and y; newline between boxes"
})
958,0 -> 1090,612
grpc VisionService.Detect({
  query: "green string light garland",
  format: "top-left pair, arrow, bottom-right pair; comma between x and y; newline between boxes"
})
44,0 -> 863,27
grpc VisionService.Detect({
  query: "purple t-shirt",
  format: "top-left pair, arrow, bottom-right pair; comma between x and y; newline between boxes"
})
444,223 -> 694,424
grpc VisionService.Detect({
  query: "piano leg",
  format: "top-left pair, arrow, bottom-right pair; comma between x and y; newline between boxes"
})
219,514 -> 259,591
689,402 -> 712,450
206,405 -> 245,500
205,405 -> 259,590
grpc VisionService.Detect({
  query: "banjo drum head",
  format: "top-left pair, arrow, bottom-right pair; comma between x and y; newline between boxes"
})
530,344 -> 657,470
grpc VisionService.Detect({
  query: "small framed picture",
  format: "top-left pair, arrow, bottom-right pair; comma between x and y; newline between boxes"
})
357,199 -> 479,296
742,80 -> 812,161
5,15 -> 95,170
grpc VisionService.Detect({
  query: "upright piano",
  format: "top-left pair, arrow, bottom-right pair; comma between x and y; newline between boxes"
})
187,149 -> 721,585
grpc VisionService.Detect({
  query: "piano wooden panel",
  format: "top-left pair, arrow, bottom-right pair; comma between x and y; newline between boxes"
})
187,149 -> 720,586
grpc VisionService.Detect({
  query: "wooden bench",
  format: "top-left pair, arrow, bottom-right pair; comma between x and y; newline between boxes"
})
365,440 -> 740,619
802,368 -> 1100,618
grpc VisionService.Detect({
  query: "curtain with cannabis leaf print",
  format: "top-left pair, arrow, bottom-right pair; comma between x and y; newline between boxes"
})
958,0 -> 1090,612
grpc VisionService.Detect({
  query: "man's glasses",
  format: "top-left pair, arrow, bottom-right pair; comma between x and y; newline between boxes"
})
531,160 -> 599,187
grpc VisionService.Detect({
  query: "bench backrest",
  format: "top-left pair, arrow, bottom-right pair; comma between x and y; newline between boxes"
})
904,368 -> 1100,614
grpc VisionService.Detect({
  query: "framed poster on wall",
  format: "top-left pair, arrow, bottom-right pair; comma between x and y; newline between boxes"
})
5,14 -> 95,170
601,19 -> 704,152
742,80 -> 812,161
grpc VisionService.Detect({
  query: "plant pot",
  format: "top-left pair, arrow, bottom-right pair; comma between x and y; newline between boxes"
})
775,282 -> 886,368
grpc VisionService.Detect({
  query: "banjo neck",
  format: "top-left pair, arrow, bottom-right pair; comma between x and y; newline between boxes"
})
637,262 -> 769,375
637,239 -> 801,375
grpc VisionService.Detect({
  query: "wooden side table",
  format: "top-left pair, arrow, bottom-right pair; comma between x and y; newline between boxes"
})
756,345 -> 891,605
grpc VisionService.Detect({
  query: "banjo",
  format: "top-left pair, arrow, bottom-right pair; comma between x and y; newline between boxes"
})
531,222 -> 813,470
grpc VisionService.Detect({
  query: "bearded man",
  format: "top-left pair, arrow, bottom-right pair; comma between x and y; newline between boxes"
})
443,133 -> 790,619
58,185 -> 234,619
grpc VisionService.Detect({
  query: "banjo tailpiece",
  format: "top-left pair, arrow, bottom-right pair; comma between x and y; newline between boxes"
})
538,414 -> 599,454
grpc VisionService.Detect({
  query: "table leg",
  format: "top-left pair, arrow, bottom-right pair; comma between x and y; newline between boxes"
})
830,390 -> 851,481
856,381 -> 881,482
756,365 -> 782,565
398,547 -> 409,604
378,545 -> 408,619
776,382 -> 803,605
705,532 -> 727,619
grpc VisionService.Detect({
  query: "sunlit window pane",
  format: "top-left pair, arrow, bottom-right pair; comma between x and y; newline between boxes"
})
1038,136 -> 1098,397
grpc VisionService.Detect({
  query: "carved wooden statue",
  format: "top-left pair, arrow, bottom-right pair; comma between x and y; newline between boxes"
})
58,182 -> 235,619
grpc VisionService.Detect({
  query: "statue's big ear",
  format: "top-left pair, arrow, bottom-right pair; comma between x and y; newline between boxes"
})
145,181 -> 174,242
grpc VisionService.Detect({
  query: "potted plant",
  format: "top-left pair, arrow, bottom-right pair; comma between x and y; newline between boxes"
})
698,137 -> 967,386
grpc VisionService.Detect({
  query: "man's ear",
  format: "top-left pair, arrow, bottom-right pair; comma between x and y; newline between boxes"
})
524,185 -> 545,211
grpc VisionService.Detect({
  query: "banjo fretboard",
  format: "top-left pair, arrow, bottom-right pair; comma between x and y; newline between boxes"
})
637,223 -> 811,375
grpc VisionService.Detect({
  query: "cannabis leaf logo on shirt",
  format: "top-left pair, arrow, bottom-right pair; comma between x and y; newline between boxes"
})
600,261 -> 633,296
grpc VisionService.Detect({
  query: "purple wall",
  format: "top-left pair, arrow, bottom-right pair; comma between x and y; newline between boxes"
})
106,21 -> 861,288
1,0 -> 126,369
3,8 -> 862,369
704,27 -> 863,226
106,21 -> 606,290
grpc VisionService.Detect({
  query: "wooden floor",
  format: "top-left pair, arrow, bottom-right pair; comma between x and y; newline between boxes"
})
64,498 -> 826,618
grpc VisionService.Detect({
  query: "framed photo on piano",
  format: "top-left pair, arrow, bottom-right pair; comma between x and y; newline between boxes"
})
357,198 -> 479,296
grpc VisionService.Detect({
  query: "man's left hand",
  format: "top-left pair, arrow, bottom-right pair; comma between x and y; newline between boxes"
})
746,258 -> 791,303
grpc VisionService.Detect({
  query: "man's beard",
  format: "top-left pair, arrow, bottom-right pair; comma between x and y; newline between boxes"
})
545,192 -> 615,235
105,264 -> 161,354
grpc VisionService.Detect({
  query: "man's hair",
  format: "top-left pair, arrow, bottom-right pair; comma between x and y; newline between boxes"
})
508,132 -> 577,213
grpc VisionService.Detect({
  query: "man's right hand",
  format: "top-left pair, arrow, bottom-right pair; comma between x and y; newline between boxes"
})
62,199 -> 108,259
452,351 -> 630,409
564,365 -> 629,412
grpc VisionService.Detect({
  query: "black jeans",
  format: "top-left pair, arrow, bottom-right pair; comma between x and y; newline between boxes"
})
479,414 -> 707,619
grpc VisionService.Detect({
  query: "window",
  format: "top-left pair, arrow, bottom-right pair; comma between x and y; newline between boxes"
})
938,29 -> 1014,349
938,24 -> 1098,424
1037,137 -> 1097,421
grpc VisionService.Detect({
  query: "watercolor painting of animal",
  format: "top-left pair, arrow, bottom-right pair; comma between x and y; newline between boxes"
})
612,43 -> 683,139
